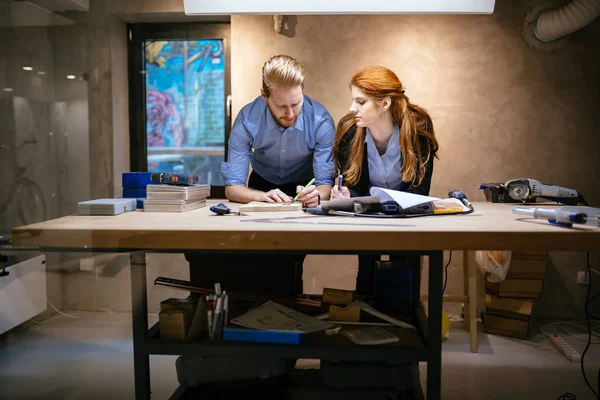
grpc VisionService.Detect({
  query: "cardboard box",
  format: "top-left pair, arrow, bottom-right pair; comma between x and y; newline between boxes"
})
159,297 -> 199,340
159,309 -> 192,340
486,278 -> 543,298
323,288 -> 354,306
484,313 -> 532,339
485,293 -> 535,321
160,297 -> 198,316
328,303 -> 361,322
506,258 -> 547,279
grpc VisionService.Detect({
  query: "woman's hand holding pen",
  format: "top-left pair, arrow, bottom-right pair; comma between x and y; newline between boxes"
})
331,185 -> 350,199
295,184 -> 319,207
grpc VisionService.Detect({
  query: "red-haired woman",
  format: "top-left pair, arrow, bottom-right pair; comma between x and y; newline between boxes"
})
332,66 -> 439,295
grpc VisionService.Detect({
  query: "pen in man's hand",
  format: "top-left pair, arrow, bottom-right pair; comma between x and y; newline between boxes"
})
338,175 -> 343,191
293,178 -> 316,202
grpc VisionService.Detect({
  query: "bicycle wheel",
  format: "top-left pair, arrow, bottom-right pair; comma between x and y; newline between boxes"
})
16,178 -> 47,225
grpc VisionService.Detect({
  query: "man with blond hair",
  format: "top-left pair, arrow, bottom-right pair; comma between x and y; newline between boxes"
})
222,54 -> 335,206
187,55 -> 335,295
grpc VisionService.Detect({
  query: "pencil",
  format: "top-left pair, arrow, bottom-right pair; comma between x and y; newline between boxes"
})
293,178 -> 316,202
338,175 -> 343,191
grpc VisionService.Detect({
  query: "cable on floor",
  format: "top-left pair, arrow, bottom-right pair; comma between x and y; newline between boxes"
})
31,299 -> 82,324
581,251 -> 600,400
540,321 -> 600,344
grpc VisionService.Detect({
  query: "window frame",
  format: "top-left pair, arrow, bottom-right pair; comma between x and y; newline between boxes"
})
127,22 -> 231,198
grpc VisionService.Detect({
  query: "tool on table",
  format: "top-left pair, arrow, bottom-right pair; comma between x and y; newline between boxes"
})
210,202 -> 248,216
448,189 -> 473,209
512,206 -> 599,228
150,172 -> 199,186
353,200 -> 409,215
293,178 -> 316,202
337,175 -> 344,191
302,207 -> 352,216
503,178 -> 587,205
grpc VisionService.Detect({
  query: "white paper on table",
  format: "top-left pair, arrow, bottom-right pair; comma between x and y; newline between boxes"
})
369,187 -> 441,209
231,301 -> 334,333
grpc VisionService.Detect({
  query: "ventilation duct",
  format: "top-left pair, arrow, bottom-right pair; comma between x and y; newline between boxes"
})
534,0 -> 600,42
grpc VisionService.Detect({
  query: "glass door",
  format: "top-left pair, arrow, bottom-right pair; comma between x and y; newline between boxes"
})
128,23 -> 231,197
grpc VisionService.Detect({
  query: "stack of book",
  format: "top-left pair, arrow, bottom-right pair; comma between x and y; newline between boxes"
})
143,184 -> 210,212
483,252 -> 547,339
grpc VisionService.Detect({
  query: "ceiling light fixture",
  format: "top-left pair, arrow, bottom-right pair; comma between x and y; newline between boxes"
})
183,0 -> 495,14
3,88 -> 14,92
23,66 -> 33,71
66,75 -> 77,80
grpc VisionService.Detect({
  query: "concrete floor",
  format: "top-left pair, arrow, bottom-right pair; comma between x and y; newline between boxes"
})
0,311 -> 598,400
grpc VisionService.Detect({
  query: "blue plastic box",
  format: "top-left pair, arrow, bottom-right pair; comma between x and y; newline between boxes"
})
122,172 -> 153,189
223,328 -> 307,345
122,187 -> 147,199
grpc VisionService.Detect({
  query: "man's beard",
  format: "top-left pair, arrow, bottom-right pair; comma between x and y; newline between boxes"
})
278,115 -> 298,128
267,104 -> 298,128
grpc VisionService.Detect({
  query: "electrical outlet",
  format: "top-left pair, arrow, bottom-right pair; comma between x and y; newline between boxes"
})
79,257 -> 94,272
577,271 -> 590,285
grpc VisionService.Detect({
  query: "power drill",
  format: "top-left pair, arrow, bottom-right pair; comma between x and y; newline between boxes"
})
150,172 -> 199,186
448,189 -> 473,209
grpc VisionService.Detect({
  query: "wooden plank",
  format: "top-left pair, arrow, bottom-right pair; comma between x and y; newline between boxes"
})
238,201 -> 302,212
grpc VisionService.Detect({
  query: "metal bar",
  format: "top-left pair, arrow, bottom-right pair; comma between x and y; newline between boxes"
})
414,301 -> 429,345
145,338 -> 428,362
427,251 -> 443,400
130,252 -> 151,400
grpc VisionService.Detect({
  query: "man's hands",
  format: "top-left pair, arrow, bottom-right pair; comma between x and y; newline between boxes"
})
255,188 -> 292,203
252,184 -> 323,207
330,185 -> 350,200
295,184 -> 319,207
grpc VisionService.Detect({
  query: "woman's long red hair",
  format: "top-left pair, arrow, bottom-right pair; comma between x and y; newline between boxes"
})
334,66 -> 439,187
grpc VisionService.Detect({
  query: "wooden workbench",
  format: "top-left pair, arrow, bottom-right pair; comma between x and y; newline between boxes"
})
11,201 -> 600,400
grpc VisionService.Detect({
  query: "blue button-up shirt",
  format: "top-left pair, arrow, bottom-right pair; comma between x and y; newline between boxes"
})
221,95 -> 335,187
365,124 -> 404,190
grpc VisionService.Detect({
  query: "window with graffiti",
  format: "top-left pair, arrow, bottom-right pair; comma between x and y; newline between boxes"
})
145,39 -> 225,185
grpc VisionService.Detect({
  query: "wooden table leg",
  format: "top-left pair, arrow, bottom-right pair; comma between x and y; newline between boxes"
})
464,250 -> 478,353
